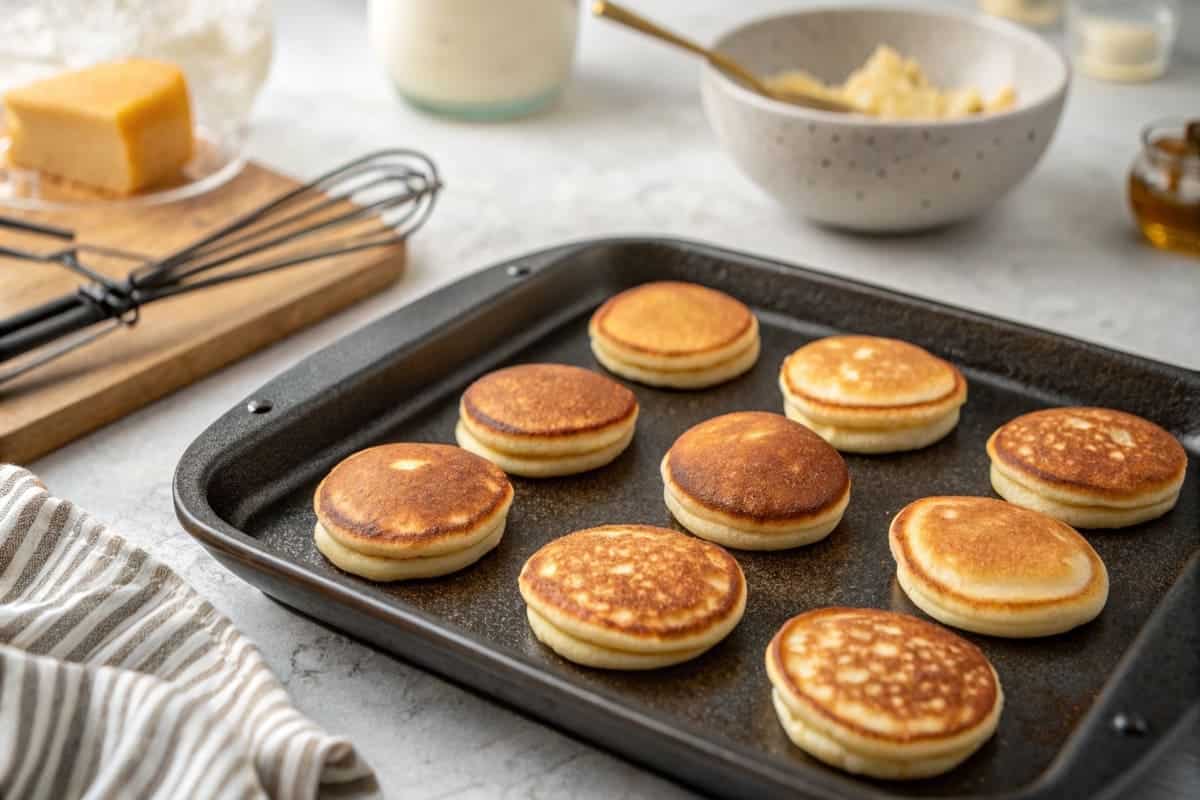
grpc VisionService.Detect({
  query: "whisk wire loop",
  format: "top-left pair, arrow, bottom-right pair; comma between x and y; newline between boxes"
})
0,149 -> 440,386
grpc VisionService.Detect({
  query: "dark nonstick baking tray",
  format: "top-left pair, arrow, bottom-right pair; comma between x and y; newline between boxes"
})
174,238 -> 1200,800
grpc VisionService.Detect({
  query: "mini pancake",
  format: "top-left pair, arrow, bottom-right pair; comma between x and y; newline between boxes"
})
313,443 -> 513,581
780,336 -> 967,454
456,363 -> 638,478
766,608 -> 1003,780
518,525 -> 746,670
662,412 -> 850,550
589,281 -> 760,388
987,407 -> 1186,528
890,497 -> 1108,637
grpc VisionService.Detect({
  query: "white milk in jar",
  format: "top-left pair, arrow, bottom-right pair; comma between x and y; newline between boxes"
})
369,0 -> 580,120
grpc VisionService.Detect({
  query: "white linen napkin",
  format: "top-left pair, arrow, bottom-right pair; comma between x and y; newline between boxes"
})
0,464 -> 375,799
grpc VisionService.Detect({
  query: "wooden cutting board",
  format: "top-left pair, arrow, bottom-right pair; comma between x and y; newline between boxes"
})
0,162 -> 406,464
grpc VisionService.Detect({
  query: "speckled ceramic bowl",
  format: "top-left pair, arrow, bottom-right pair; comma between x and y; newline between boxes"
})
701,5 -> 1069,231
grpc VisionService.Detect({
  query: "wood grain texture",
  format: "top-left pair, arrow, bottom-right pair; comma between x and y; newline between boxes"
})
0,161 -> 405,464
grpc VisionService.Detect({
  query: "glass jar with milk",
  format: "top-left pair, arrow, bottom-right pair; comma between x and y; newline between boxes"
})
369,0 -> 580,120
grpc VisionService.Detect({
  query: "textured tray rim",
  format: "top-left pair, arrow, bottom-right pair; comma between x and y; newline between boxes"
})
174,237 -> 1200,800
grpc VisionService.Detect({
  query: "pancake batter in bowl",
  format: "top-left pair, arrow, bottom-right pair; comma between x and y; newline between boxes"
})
767,45 -> 1017,119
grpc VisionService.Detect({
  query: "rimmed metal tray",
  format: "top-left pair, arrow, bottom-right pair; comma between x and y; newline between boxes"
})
174,238 -> 1199,800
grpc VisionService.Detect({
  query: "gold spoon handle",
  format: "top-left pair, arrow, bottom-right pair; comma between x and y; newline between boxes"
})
591,1 -> 770,95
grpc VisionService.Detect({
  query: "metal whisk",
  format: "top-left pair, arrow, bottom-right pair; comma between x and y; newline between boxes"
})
0,149 -> 440,386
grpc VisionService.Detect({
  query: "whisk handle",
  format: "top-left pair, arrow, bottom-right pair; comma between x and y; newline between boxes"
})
0,300 -> 107,364
0,294 -> 82,338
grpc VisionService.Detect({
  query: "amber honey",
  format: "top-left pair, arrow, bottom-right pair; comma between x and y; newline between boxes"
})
1128,120 -> 1200,257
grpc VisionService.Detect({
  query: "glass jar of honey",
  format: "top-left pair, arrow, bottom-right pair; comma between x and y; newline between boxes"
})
1128,119 -> 1200,256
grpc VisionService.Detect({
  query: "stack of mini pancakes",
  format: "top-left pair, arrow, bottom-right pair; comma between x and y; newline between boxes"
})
313,443 -> 513,581
300,277 -> 1190,786
589,281 -> 760,388
518,525 -> 747,669
889,496 -> 1108,637
766,608 -> 1003,779
455,363 -> 639,477
661,411 -> 850,549
987,406 -> 1187,528
780,335 -> 968,453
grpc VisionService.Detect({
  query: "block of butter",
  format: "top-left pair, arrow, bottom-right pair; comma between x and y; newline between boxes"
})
4,59 -> 194,194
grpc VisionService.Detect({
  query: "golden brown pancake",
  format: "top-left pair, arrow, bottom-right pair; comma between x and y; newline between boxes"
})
988,407 -> 1186,505
890,497 -> 1108,637
314,443 -> 514,559
461,363 -> 637,445
589,282 -> 761,388
591,281 -> 754,360
662,412 -> 850,549
780,335 -> 967,453
665,411 -> 850,521
519,524 -> 746,668
988,407 -> 1186,528
766,607 -> 1002,779
783,336 -> 959,406
456,363 -> 639,477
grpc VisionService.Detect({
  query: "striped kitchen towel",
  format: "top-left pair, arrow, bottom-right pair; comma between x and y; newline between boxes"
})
0,464 -> 375,799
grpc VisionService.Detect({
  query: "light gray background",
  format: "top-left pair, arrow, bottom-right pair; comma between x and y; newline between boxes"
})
33,1 -> 1200,798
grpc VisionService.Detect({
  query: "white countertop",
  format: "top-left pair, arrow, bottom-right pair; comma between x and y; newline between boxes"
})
33,1 -> 1199,797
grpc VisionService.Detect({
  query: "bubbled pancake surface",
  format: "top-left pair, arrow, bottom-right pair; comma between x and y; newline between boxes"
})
783,336 -> 959,407
519,525 -> 745,651
890,497 -> 1104,607
590,281 -> 753,356
315,444 -> 512,553
462,363 -> 637,438
769,608 -> 999,745
987,407 -> 1187,502
665,412 -> 849,522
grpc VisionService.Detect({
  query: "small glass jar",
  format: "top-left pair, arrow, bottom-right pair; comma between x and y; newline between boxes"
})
1128,119 -> 1200,257
979,0 -> 1065,27
368,0 -> 580,121
1069,0 -> 1179,82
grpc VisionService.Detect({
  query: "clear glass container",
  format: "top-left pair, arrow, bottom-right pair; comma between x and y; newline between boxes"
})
0,0 -> 272,210
0,0 -> 273,132
1128,119 -> 1200,257
368,0 -> 580,121
1069,0 -> 1179,82
979,0 -> 1065,27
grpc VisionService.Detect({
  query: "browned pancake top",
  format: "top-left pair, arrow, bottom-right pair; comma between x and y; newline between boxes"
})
315,444 -> 512,545
462,363 -> 637,437
665,412 -> 849,521
591,281 -> 753,356
988,407 -> 1186,499
782,336 -> 961,408
769,608 -> 998,742
519,525 -> 745,641
891,497 -> 1103,605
